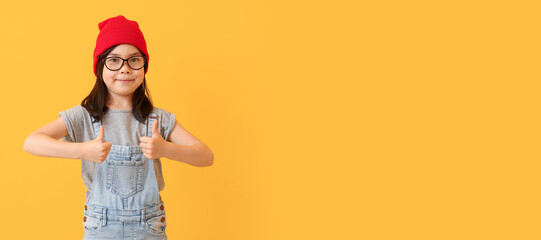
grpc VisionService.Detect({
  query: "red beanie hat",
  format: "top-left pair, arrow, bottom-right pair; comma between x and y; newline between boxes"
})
93,15 -> 149,76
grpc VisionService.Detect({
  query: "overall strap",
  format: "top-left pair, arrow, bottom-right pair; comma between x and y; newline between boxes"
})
146,113 -> 159,137
92,117 -> 102,140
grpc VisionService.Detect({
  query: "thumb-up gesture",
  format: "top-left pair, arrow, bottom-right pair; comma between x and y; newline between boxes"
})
140,120 -> 167,159
82,125 -> 112,163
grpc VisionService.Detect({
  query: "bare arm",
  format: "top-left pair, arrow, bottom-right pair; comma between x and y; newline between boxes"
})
164,120 -> 214,167
23,115 -> 113,164
23,116 -> 86,159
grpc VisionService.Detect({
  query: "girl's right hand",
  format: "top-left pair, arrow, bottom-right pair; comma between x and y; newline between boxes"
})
81,125 -> 112,163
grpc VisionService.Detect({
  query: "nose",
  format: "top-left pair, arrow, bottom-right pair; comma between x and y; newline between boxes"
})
119,60 -> 131,74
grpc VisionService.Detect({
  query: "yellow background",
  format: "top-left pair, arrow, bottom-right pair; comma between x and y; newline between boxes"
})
0,0 -> 539,239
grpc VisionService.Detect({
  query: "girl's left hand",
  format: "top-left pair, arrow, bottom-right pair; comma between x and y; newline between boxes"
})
140,120 -> 168,159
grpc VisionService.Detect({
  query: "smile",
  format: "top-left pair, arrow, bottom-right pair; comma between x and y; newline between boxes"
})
116,79 -> 134,83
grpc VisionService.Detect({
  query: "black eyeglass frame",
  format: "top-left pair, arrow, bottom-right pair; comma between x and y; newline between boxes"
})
102,56 -> 147,71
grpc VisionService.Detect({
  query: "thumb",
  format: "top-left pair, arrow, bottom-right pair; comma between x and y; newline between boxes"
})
97,125 -> 105,142
152,120 -> 160,138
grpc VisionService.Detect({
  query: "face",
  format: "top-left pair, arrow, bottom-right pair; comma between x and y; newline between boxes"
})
101,44 -> 145,99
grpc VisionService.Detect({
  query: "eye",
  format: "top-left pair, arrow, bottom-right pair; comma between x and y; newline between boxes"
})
129,57 -> 142,63
107,58 -> 120,63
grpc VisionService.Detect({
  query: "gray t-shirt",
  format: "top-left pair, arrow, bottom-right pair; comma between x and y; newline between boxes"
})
58,105 -> 176,193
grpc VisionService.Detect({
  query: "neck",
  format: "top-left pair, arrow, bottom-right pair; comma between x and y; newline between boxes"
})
106,93 -> 133,110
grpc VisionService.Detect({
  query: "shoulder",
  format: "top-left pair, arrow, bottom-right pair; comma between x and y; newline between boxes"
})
58,104 -> 89,119
152,106 -> 173,115
151,106 -> 177,120
57,105 -> 92,142
151,106 -> 177,140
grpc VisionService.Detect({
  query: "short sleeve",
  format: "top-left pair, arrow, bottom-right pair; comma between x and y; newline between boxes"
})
155,107 -> 176,142
58,105 -> 85,143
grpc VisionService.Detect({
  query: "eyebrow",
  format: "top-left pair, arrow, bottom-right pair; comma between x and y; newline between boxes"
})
108,53 -> 143,57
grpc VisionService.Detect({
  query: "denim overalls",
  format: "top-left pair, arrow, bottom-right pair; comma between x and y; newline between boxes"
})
82,113 -> 167,240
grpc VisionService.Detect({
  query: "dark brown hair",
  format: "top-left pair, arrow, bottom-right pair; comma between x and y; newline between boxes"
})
81,45 -> 153,123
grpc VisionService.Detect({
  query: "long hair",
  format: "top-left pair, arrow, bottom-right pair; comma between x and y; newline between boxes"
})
81,45 -> 153,123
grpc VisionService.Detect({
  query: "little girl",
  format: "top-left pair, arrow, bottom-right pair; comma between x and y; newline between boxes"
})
23,15 -> 214,240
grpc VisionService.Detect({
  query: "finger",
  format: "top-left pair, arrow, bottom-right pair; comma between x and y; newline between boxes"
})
97,126 -> 105,142
139,142 -> 150,149
141,149 -> 151,157
142,149 -> 154,158
140,136 -> 151,143
152,120 -> 160,138
97,155 -> 106,163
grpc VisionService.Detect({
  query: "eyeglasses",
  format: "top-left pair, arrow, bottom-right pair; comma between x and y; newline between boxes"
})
102,56 -> 147,71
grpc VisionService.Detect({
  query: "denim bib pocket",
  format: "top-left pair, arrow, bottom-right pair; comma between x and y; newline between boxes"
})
144,214 -> 167,235
106,155 -> 145,198
83,215 -> 104,234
